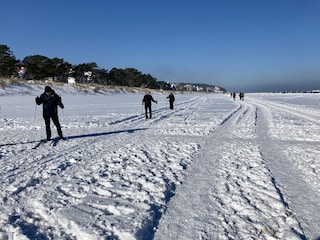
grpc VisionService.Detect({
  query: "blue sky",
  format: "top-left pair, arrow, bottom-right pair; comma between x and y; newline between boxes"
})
1,0 -> 320,92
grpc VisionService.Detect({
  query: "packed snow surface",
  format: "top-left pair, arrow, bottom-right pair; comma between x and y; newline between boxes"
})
0,83 -> 320,240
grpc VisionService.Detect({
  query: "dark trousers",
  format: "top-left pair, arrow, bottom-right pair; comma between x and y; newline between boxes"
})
169,101 -> 174,110
44,115 -> 63,140
145,105 -> 152,119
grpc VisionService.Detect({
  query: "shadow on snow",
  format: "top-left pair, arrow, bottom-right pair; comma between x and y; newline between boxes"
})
66,128 -> 147,140
0,128 -> 148,148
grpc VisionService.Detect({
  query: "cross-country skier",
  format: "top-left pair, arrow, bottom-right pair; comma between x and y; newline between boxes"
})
239,92 -> 245,101
35,86 -> 65,141
167,92 -> 175,110
232,92 -> 236,101
142,91 -> 157,119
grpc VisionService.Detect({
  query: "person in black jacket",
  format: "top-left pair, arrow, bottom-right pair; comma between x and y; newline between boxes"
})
35,86 -> 65,141
167,92 -> 175,110
142,91 -> 157,119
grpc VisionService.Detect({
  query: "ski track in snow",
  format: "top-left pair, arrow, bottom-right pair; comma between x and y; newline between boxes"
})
0,85 -> 320,240
155,94 -> 320,240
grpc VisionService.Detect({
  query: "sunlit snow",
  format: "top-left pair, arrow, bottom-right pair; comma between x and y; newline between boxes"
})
1,83 -> 320,240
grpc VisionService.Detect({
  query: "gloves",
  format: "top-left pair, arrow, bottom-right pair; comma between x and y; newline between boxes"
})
35,97 -> 41,105
58,96 -> 64,109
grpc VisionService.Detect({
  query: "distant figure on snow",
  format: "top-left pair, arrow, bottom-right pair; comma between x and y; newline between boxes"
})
142,91 -> 157,119
167,92 -> 175,110
232,92 -> 236,101
239,92 -> 244,101
35,86 -> 65,141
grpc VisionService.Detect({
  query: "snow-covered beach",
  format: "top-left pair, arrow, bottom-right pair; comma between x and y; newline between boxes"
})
1,83 -> 320,240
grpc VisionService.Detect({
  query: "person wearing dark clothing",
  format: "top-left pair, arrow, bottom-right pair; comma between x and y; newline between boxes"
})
167,93 -> 175,110
239,92 -> 245,101
142,91 -> 157,119
232,92 -> 236,101
35,86 -> 65,141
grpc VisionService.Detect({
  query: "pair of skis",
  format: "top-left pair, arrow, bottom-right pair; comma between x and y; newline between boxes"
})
32,137 -> 67,149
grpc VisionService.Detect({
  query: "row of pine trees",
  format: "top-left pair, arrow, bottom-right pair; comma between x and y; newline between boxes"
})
0,44 -> 159,88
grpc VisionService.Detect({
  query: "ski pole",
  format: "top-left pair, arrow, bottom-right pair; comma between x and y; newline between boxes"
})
32,105 -> 37,129
61,108 -> 68,139
62,108 -> 66,123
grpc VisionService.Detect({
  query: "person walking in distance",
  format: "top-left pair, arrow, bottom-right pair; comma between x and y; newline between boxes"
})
142,91 -> 157,119
35,86 -> 65,141
239,92 -> 245,101
232,92 -> 236,101
167,92 -> 175,110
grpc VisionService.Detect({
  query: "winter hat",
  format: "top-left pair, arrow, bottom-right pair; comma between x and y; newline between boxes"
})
45,86 -> 53,92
